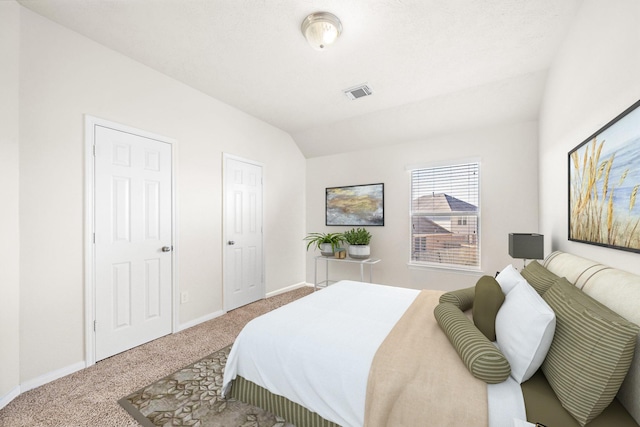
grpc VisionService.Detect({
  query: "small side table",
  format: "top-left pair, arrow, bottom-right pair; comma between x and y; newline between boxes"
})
314,256 -> 381,290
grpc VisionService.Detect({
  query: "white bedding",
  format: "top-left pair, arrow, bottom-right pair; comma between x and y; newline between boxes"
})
222,280 -> 419,427
487,376 -> 527,427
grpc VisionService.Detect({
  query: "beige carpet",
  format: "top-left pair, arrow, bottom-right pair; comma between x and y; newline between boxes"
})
0,287 -> 313,427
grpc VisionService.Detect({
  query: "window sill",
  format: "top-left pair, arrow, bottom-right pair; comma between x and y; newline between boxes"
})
407,262 -> 484,276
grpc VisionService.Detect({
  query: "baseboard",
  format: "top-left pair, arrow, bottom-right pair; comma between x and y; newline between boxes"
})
266,281 -> 311,298
20,360 -> 86,394
176,309 -> 226,332
0,385 -> 20,410
2,284 -> 312,410
178,284 -> 310,332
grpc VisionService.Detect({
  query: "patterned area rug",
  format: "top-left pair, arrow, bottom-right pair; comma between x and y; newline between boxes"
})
119,346 -> 295,427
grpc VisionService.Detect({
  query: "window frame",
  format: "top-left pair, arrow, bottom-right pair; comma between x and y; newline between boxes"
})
408,161 -> 481,272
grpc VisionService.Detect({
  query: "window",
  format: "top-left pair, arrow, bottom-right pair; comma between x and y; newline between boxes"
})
410,162 -> 480,269
414,236 -> 427,252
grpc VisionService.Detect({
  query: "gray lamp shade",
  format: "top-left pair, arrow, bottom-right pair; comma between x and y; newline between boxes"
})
508,233 -> 544,260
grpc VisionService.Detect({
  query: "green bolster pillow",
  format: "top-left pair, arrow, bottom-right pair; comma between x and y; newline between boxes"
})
434,302 -> 511,384
439,286 -> 475,311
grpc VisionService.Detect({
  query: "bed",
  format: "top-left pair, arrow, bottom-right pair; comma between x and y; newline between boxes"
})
222,251 -> 640,427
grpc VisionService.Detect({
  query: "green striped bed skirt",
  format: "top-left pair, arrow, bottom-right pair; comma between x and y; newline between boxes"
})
230,376 -> 341,427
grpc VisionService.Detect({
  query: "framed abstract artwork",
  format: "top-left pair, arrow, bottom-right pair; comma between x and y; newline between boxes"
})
326,183 -> 384,226
568,99 -> 640,252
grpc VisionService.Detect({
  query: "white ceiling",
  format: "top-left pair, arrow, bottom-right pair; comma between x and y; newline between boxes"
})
17,0 -> 584,158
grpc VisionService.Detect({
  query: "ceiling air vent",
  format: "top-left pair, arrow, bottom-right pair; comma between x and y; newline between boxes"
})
344,83 -> 373,100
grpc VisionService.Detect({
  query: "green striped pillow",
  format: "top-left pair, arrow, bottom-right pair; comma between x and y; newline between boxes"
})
434,302 -> 511,384
439,286 -> 475,311
521,260 -> 559,295
542,278 -> 640,426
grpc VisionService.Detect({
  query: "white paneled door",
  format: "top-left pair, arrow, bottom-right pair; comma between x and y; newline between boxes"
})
224,156 -> 264,311
94,125 -> 173,361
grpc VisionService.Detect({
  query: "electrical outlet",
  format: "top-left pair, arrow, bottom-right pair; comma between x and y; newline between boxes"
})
181,291 -> 189,304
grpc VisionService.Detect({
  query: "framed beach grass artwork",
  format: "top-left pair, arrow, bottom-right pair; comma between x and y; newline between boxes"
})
569,99 -> 640,252
326,183 -> 384,226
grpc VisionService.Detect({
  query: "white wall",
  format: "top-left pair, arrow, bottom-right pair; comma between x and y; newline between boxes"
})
306,121 -> 539,291
18,7 -> 306,384
539,0 -> 640,273
0,1 -> 21,405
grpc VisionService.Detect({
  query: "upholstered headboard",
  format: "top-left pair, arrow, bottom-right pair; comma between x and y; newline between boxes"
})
543,251 -> 640,423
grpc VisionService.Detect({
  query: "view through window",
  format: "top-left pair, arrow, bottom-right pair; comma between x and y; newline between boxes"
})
410,162 -> 480,269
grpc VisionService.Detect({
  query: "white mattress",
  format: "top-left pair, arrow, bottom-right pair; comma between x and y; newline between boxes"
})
222,280 -> 420,427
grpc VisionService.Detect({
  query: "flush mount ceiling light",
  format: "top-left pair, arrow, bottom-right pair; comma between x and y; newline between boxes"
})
301,12 -> 342,51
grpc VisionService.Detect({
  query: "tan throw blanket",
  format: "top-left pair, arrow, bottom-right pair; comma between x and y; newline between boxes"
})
364,290 -> 488,426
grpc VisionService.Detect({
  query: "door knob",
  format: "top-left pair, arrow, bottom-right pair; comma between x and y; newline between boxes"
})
161,246 -> 172,252
228,241 -> 235,245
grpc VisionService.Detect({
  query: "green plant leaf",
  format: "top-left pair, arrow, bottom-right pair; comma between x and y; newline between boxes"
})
342,227 -> 371,245
303,232 -> 345,251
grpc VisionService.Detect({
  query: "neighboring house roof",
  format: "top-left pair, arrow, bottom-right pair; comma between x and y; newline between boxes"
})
412,216 -> 451,235
412,193 -> 477,213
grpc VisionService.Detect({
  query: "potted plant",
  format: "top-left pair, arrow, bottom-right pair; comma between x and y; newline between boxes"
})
342,227 -> 372,259
304,232 -> 345,257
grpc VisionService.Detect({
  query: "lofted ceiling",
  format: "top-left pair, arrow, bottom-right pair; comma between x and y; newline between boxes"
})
17,0 -> 584,158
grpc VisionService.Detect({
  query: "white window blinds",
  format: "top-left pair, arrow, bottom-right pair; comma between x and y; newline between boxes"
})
410,162 -> 480,269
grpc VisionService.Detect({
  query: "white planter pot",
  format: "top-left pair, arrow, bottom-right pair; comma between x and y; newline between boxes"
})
320,243 -> 335,257
348,245 -> 370,259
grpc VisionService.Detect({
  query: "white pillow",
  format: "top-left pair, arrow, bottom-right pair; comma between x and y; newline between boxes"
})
495,280 -> 556,383
495,264 -> 527,294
